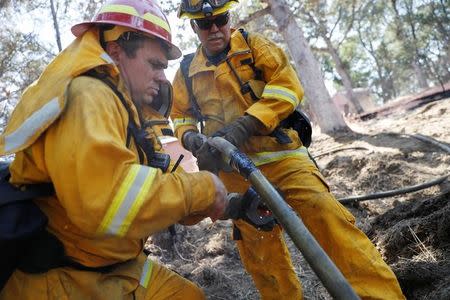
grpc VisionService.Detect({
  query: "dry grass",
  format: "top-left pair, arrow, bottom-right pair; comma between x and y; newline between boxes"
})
407,225 -> 437,262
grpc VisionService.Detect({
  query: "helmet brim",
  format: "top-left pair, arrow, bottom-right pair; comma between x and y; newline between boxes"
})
71,22 -> 182,60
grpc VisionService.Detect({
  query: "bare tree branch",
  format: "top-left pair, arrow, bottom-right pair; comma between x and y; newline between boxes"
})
336,0 -> 357,48
328,6 -> 343,38
50,0 -> 62,52
235,6 -> 270,27
0,0 -> 10,8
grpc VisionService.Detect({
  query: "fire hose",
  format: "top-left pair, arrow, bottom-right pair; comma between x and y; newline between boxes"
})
208,137 -> 360,300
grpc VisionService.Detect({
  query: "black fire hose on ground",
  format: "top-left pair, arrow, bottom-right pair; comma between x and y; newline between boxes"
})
208,137 -> 360,300
338,174 -> 449,204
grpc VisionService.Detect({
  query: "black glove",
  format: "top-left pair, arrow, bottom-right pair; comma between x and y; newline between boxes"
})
223,188 -> 277,231
213,115 -> 264,148
182,131 -> 207,156
196,142 -> 226,174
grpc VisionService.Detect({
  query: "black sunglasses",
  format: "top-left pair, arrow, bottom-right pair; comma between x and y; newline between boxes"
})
194,12 -> 229,30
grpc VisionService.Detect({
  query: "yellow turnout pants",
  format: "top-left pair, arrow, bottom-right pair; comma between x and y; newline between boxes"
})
220,152 -> 405,300
1,253 -> 204,300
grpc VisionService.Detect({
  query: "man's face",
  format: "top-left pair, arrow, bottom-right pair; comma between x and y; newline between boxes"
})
192,12 -> 231,56
109,38 -> 168,108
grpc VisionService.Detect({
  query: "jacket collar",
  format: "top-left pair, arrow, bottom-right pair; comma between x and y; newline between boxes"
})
188,28 -> 251,77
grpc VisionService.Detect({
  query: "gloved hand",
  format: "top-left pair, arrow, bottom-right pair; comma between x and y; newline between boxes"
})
222,188 -> 277,231
182,131 -> 207,156
196,142 -> 222,174
213,115 -> 264,148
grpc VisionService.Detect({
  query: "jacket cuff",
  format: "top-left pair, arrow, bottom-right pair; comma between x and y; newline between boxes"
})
184,171 -> 216,214
175,125 -> 198,141
245,102 -> 279,133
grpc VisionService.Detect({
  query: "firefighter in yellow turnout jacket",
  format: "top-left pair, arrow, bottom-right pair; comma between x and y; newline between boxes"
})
0,1 -> 229,299
172,1 -> 405,299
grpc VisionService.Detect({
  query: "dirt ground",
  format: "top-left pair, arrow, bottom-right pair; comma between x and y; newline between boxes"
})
146,97 -> 450,299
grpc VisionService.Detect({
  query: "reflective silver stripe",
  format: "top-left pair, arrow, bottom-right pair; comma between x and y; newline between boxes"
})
4,97 -> 61,153
249,147 -> 309,166
98,164 -> 158,236
262,85 -> 299,107
172,117 -> 197,130
101,53 -> 115,65
140,258 -> 153,288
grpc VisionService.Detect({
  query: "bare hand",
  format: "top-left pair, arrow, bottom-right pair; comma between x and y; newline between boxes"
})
205,172 -> 228,222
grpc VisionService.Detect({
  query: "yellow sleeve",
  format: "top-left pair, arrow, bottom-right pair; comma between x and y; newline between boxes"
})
245,34 -> 304,132
44,77 -> 216,239
171,68 -> 199,139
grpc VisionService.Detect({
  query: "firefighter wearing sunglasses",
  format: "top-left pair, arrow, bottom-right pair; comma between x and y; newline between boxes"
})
172,0 -> 405,299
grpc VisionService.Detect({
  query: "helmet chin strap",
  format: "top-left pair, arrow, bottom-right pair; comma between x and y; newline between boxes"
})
99,24 -> 115,51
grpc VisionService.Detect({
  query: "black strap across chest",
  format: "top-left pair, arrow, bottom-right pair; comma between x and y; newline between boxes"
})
180,28 -> 260,133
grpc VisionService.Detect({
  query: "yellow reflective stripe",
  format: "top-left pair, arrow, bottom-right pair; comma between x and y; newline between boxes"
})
262,85 -> 299,107
173,117 -> 197,130
97,165 -> 157,236
98,165 -> 140,234
116,167 -> 157,236
4,97 -> 61,153
99,4 -> 139,15
249,147 -> 309,166
140,258 -> 153,288
99,4 -> 170,33
143,12 -> 170,33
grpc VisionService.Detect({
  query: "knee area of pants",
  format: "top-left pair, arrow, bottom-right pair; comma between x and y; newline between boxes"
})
292,193 -> 355,224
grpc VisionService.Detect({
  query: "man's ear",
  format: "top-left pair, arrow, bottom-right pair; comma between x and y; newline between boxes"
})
105,41 -> 122,65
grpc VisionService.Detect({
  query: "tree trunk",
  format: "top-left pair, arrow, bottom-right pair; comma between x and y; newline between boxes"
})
390,0 -> 428,90
263,0 -> 350,134
412,60 -> 428,89
323,36 -> 364,114
50,0 -> 62,52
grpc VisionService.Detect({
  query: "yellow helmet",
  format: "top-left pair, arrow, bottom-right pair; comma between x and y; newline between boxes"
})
177,0 -> 238,19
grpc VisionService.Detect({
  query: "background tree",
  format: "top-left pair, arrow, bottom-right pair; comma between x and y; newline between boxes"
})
353,1 -> 400,102
261,0 -> 350,133
296,0 -> 365,114
0,2 -> 54,131
0,0 -> 104,131
1,0 -> 449,133
419,0 -> 450,87
390,0 -> 428,89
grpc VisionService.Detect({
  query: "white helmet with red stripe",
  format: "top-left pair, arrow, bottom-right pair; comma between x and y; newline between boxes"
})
71,0 -> 181,60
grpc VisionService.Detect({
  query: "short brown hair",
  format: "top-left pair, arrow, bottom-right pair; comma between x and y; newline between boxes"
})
116,32 -> 169,58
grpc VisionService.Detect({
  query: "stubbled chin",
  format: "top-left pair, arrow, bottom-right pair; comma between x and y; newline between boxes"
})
136,96 -> 153,107
145,96 -> 154,105
207,42 -> 225,53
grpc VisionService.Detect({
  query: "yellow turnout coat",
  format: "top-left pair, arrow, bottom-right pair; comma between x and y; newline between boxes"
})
171,29 -> 405,300
0,29 -> 213,300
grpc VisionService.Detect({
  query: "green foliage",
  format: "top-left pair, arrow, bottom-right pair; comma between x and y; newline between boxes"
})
286,0 -> 449,103
0,0 -> 104,128
1,0 -> 449,130
0,6 -> 53,126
